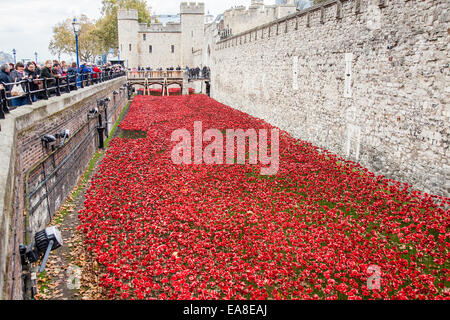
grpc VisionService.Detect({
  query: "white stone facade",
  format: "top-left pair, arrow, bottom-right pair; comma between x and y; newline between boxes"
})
118,2 -> 205,69
118,1 -> 297,69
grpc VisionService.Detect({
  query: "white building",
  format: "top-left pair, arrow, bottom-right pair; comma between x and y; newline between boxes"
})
118,2 -> 205,69
118,1 -> 297,69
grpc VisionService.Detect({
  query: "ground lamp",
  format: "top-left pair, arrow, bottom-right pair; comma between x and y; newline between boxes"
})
41,134 -> 57,151
19,226 -> 63,273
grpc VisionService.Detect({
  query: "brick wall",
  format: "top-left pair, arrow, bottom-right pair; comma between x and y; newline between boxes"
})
0,77 -> 127,299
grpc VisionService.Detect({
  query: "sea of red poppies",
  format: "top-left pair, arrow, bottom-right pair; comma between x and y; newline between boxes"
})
79,95 -> 449,300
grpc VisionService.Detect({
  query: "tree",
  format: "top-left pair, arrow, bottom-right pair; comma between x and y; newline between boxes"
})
95,0 -> 152,53
49,15 -> 102,62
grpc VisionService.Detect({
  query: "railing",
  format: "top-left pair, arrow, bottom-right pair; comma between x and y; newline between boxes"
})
126,69 -> 211,81
127,70 -> 184,79
0,70 -> 126,122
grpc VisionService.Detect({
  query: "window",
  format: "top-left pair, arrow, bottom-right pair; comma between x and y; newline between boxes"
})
143,34 -> 146,41
149,45 -> 152,53
191,30 -> 194,37
171,45 -> 175,53
129,44 -> 132,51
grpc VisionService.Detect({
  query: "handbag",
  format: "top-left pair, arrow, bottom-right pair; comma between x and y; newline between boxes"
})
11,81 -> 25,97
35,79 -> 44,90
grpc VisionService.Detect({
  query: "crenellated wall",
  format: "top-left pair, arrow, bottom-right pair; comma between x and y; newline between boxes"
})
223,1 -> 297,35
118,3 -> 205,69
210,0 -> 449,197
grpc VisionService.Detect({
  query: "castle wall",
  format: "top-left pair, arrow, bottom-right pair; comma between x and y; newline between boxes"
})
137,32 -> 182,68
223,3 -> 296,35
119,3 -> 204,69
210,0 -> 450,197
181,2 -> 205,67
118,9 -> 140,68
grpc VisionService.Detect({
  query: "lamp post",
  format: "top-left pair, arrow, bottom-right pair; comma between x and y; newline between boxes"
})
12,49 -> 16,64
34,52 -> 38,63
72,18 -> 81,74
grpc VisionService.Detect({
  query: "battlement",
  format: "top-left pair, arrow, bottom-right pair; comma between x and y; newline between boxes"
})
180,2 -> 205,15
118,9 -> 138,21
140,22 -> 181,33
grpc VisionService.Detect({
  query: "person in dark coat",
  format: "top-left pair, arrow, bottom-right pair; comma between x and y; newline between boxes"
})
0,64 -> 12,91
40,60 -> 55,97
25,62 -> 40,102
66,62 -> 78,88
40,60 -> 55,84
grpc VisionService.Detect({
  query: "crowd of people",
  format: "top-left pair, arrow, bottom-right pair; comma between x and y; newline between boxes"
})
187,66 -> 210,79
0,60 -> 124,108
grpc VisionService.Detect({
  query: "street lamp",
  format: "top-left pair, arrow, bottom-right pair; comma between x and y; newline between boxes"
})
34,52 -> 38,63
72,18 -> 81,74
12,49 -> 16,64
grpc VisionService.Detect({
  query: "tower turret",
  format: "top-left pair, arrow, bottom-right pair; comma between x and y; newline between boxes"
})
118,9 -> 139,68
180,2 -> 205,67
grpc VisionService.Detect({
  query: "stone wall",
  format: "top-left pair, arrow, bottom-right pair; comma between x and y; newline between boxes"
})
119,3 -> 205,69
211,0 -> 449,197
138,32 -> 182,68
0,76 -> 127,299
223,2 -> 296,35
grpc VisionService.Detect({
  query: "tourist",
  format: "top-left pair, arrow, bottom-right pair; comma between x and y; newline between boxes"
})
92,64 -> 102,83
66,62 -> 78,88
32,61 -> 41,74
52,63 -> 62,78
9,62 -> 28,107
40,60 -> 55,90
61,61 -> 67,74
67,62 -> 77,76
80,63 -> 92,74
0,64 -> 12,91
24,62 -> 40,102
79,63 -> 92,85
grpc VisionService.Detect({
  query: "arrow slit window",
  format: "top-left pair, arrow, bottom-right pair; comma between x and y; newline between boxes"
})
344,53 -> 353,98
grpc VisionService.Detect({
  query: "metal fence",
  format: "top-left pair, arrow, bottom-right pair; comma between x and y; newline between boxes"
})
127,70 -> 184,79
0,69 -> 126,124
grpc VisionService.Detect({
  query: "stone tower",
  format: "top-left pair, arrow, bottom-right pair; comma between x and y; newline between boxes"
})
180,2 -> 205,67
117,9 -> 139,68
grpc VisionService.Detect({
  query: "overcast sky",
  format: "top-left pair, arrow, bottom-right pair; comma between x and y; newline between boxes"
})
0,0 -> 277,63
